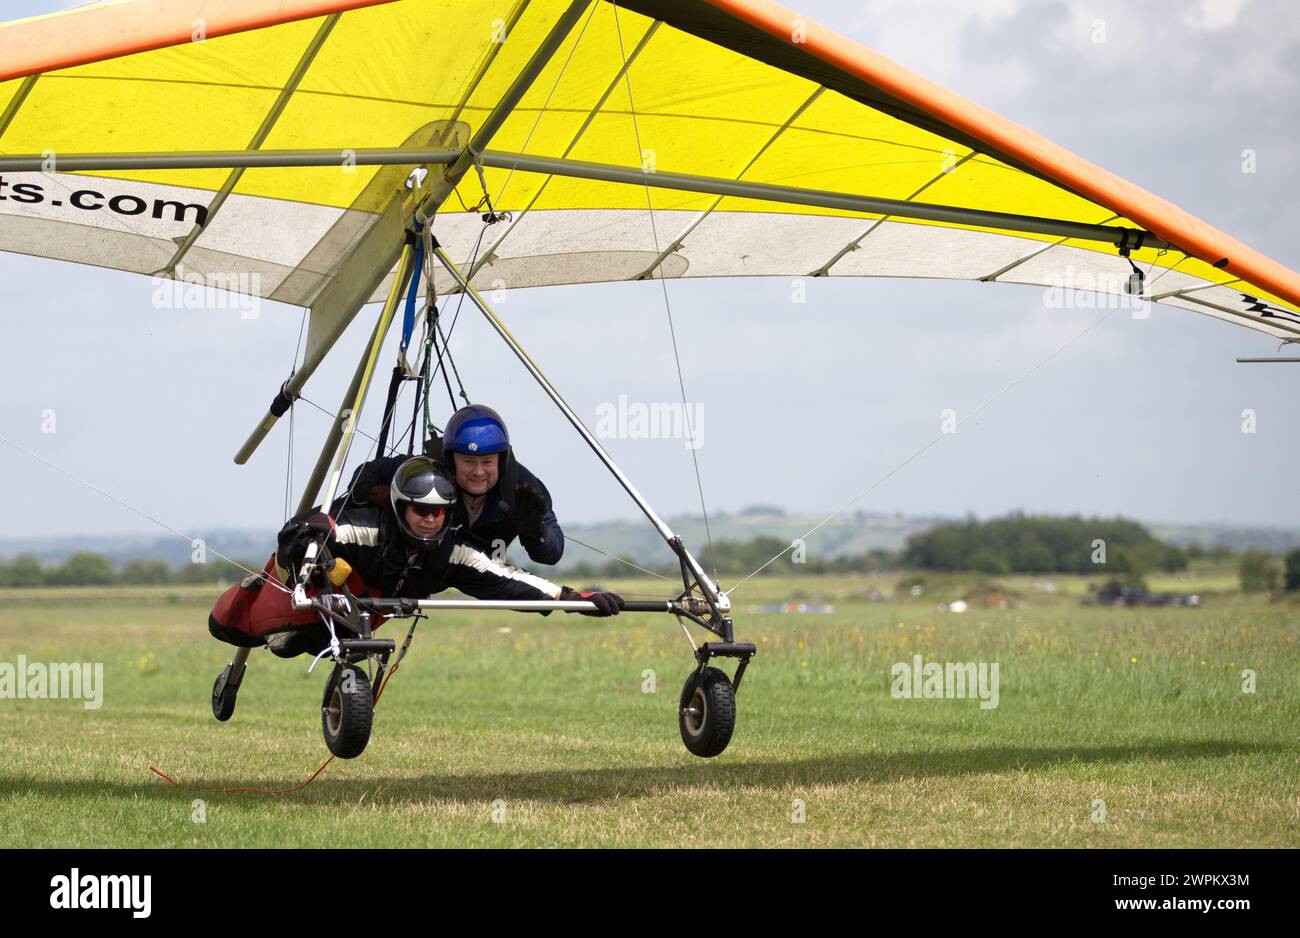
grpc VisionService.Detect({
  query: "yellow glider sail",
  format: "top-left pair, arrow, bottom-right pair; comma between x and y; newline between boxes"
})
1,0 -> 1297,343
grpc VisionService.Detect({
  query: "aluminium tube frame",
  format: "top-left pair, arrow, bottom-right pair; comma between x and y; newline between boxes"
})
356,598 -> 735,637
291,241 -> 416,609
295,295 -> 405,516
427,240 -> 732,628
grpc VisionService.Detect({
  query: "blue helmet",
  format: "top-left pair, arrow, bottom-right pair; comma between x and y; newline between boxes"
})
442,404 -> 510,472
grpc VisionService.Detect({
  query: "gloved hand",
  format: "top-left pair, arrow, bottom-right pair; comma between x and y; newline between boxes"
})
277,512 -> 335,569
305,558 -> 334,590
560,586 -> 624,617
500,481 -> 548,541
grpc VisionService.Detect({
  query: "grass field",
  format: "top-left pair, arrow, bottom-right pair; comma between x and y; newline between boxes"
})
0,575 -> 1296,848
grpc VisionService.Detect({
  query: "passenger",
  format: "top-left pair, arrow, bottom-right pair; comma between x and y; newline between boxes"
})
338,404 -> 564,565
246,456 -> 619,658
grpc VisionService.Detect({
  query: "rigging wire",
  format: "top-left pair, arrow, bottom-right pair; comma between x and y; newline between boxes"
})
422,225 -> 472,410
566,534 -> 673,581
1141,249 -> 1178,287
422,220 -> 490,444
430,5 -> 658,579
725,304 -> 1123,596
0,432 -> 289,593
329,269 -> 423,491
321,234 -> 449,488
612,4 -> 718,584
311,220 -> 490,484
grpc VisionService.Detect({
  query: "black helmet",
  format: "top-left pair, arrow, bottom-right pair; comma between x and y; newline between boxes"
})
390,456 -> 457,547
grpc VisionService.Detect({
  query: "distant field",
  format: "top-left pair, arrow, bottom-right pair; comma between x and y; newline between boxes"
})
0,576 -> 1296,847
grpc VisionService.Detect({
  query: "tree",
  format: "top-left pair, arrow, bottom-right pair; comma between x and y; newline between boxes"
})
1208,545 -> 1236,564
1110,548 -> 1147,587
0,554 -> 45,588
1018,545 -> 1056,574
968,548 -> 1010,575
173,560 -> 220,584
121,559 -> 172,585
1283,548 -> 1300,592
1239,548 -> 1278,593
48,552 -> 116,587
902,513 -> 1177,576
1159,540 -> 1190,569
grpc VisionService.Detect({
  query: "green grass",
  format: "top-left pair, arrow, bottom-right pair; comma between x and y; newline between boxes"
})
0,577 -> 1296,847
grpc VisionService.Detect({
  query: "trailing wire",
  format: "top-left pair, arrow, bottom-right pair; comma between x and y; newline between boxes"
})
149,614 -> 425,795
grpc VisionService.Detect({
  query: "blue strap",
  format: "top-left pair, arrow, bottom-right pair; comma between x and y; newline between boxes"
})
399,232 -> 425,354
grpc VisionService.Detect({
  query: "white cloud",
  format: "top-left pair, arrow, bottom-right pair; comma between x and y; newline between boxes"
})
1184,0 -> 1251,31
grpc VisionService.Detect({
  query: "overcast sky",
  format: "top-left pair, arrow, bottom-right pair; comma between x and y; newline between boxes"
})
2,0 -> 1298,559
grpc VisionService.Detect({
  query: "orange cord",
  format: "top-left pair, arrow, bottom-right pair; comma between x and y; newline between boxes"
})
149,653 -> 405,795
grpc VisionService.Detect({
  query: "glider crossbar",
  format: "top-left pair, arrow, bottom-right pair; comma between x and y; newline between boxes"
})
363,597 -> 719,625
0,147 -> 1168,252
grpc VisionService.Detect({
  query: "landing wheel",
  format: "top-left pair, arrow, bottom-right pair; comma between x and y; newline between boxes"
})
211,659 -> 246,722
679,666 -> 736,758
321,664 -> 374,759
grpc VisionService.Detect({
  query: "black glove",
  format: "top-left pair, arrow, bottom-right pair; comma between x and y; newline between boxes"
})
277,512 -> 334,569
560,586 -> 624,617
500,481 -> 548,541
305,559 -> 333,590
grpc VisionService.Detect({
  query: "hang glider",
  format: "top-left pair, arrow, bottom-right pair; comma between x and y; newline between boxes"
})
5,0 -> 1296,761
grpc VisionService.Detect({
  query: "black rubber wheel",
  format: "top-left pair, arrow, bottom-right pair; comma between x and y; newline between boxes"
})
321,664 -> 374,759
211,673 -> 237,722
678,666 -> 736,758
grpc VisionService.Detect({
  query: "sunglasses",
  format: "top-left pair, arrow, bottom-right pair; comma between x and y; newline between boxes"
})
406,503 -> 446,519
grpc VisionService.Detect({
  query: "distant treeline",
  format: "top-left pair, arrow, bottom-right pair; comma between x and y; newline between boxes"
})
0,552 -> 258,588
901,514 -> 1190,576
560,535 -> 897,581
559,520 -> 1247,581
3,517 -> 1295,590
